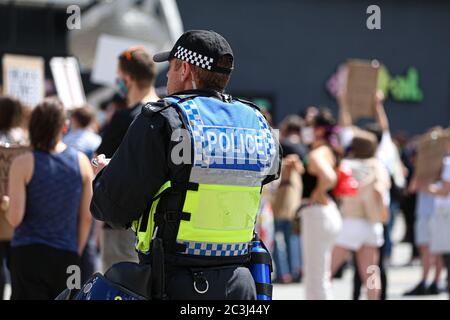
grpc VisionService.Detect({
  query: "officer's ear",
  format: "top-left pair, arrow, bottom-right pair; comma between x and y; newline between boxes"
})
180,61 -> 192,82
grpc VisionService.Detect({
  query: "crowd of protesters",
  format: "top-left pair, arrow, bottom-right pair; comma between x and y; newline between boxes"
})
0,47 -> 449,300
258,86 -> 450,300
0,46 -> 158,300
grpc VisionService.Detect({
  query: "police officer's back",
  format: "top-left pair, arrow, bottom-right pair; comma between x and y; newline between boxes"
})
91,30 -> 281,299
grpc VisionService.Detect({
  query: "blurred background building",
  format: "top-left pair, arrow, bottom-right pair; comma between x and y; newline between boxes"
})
0,0 -> 449,134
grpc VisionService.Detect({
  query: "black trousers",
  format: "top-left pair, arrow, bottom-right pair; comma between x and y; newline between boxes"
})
0,241 -> 11,300
10,244 -> 80,300
444,254 -> 450,296
165,265 -> 257,300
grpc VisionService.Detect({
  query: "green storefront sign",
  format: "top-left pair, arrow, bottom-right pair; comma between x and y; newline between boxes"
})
378,66 -> 423,102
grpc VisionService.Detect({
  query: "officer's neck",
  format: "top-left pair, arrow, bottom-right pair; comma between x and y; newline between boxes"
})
127,86 -> 159,107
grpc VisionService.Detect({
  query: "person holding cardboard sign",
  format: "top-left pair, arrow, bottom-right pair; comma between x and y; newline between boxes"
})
0,95 -> 29,300
403,128 -> 448,296
337,86 -> 407,299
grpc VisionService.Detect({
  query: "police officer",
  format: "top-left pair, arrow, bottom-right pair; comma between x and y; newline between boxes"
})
91,30 -> 281,300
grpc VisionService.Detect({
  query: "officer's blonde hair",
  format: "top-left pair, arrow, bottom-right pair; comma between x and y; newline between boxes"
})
175,55 -> 233,92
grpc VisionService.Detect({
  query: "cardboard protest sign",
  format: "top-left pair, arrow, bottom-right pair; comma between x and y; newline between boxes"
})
2,54 -> 45,108
91,34 -> 156,86
0,146 -> 30,240
50,57 -> 86,110
415,128 -> 450,185
346,59 -> 380,119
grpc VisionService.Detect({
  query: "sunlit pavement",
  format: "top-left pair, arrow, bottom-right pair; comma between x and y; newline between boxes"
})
2,216 -> 448,300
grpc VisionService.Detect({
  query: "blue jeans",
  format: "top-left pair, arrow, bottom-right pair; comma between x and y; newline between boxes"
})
273,220 -> 302,279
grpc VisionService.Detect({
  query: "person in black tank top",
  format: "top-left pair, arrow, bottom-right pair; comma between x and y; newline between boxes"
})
5,98 -> 94,300
300,108 -> 342,300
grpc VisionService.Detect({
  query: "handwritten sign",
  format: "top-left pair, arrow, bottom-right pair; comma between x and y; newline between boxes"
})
2,54 -> 45,108
346,59 -> 380,119
50,57 -> 86,110
415,128 -> 450,185
0,146 -> 29,240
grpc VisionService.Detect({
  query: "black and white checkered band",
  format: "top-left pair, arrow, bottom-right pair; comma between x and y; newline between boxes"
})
173,46 -> 214,71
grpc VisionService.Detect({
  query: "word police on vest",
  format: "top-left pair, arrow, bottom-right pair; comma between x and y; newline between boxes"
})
171,127 -> 280,174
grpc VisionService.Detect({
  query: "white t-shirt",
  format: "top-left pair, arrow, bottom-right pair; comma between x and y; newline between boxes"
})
339,127 -> 400,206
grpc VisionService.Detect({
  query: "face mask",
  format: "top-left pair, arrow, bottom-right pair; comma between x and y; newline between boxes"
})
301,127 -> 314,145
115,78 -> 129,98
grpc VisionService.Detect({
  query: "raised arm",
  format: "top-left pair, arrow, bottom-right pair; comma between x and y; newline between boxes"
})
374,90 -> 389,132
337,87 -> 352,128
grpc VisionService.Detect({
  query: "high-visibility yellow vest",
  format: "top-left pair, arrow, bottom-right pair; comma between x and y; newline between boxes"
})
132,94 -> 278,258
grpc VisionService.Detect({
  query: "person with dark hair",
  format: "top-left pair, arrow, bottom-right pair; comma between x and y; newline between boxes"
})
91,30 -> 281,300
0,96 -> 27,146
3,98 -> 93,299
95,46 -> 160,273
331,129 -> 391,300
63,105 -> 102,283
403,129 -> 445,296
0,96 -> 28,300
300,108 -> 342,299
64,106 -> 101,160
272,115 -> 306,284
337,88 -> 406,299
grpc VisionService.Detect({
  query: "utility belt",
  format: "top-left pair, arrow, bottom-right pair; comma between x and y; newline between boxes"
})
57,235 -> 273,300
154,235 -> 273,300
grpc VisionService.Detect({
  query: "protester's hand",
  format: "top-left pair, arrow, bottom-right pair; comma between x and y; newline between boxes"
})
281,154 -> 304,181
91,154 -> 110,175
408,176 -> 424,194
1,195 -> 9,212
426,183 -> 439,195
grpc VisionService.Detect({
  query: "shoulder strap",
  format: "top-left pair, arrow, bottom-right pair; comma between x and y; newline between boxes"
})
166,93 -> 201,105
233,97 -> 262,112
141,101 -> 174,118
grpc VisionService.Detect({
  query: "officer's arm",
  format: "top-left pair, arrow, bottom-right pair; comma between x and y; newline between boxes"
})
90,109 -> 170,228
262,138 -> 282,185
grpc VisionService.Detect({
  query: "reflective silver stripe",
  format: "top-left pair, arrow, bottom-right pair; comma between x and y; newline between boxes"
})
178,241 -> 250,256
189,167 -> 265,186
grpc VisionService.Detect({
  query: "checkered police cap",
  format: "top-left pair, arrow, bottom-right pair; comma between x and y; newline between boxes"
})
153,30 -> 234,74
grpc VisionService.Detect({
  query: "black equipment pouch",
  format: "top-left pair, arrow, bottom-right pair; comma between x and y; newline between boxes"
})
151,237 -> 167,300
